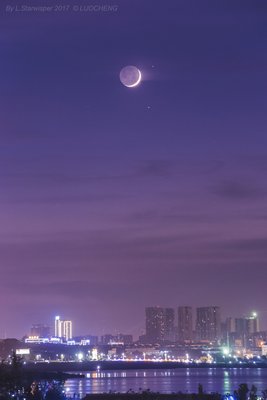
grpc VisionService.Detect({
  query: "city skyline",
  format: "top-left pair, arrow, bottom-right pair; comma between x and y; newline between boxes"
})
4,307 -> 262,341
1,1 -> 267,338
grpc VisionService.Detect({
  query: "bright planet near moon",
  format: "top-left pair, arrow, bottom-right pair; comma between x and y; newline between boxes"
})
120,65 -> 142,88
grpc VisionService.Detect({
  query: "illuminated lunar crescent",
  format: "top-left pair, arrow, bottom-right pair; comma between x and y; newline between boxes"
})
120,65 -> 142,88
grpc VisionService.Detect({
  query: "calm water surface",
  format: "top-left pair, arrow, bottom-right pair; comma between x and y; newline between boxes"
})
64,368 -> 267,397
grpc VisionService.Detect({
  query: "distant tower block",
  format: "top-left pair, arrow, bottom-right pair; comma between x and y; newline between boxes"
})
178,306 -> 193,342
196,306 -> 221,344
63,320 -> 73,341
55,316 -> 62,337
55,316 -> 73,341
145,307 -> 175,343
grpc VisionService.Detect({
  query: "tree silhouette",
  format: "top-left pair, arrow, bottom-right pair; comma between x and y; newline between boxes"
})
249,385 -> 257,400
238,384 -> 249,400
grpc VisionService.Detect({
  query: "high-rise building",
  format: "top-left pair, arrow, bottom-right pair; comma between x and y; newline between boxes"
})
226,317 -> 236,334
196,306 -> 221,343
177,306 -> 193,342
55,316 -> 62,338
247,312 -> 259,334
145,307 -> 175,343
164,308 -> 175,342
235,312 -> 259,348
54,316 -> 73,341
63,320 -> 72,341
146,307 -> 164,343
30,324 -> 50,338
221,317 -> 236,346
235,314 -> 259,336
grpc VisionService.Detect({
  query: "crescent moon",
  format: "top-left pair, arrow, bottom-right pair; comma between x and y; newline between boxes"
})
120,66 -> 142,88
125,69 -> 142,88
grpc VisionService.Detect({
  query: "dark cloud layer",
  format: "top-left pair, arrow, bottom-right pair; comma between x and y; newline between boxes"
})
212,179 -> 266,200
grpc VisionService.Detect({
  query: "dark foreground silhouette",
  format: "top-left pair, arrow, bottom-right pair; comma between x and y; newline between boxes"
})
83,385 -> 267,400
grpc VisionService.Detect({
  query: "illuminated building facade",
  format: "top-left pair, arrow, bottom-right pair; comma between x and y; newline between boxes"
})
146,307 -> 165,343
178,306 -> 193,342
54,316 -> 73,341
63,320 -> 72,341
55,316 -> 62,338
196,306 -> 221,343
164,308 -> 175,342
145,307 -> 175,343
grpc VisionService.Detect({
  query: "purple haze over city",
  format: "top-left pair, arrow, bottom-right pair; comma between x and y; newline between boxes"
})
0,0 -> 267,338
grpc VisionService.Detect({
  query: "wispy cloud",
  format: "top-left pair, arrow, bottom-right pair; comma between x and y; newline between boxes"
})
211,179 -> 266,200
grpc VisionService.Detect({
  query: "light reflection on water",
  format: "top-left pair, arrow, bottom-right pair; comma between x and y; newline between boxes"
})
65,368 -> 267,398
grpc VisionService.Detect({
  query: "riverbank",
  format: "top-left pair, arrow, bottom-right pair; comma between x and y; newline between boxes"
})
23,360 -> 267,373
0,363 -> 84,384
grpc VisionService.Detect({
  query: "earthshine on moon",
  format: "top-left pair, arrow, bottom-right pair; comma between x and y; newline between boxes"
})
120,65 -> 142,88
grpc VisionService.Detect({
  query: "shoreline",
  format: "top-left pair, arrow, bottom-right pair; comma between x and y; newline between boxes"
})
23,360 -> 267,374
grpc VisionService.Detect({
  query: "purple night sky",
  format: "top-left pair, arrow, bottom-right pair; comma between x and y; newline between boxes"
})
0,0 -> 267,338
